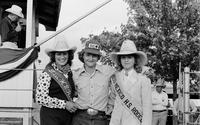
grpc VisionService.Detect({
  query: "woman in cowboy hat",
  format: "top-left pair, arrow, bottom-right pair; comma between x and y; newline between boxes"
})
109,39 -> 152,125
0,5 -> 24,49
36,36 -> 78,125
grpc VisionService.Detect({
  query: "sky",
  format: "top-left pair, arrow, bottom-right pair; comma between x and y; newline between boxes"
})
36,0 -> 129,69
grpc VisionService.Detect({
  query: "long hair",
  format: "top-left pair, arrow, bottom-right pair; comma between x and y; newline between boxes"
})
47,50 -> 76,98
48,50 -> 74,66
116,54 -> 142,73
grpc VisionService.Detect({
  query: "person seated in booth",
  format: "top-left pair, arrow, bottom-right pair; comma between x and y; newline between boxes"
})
0,5 -> 24,49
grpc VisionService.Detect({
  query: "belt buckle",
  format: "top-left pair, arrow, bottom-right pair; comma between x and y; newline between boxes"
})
87,108 -> 98,116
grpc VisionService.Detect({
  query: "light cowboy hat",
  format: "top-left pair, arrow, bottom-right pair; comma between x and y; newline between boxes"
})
155,78 -> 166,88
5,5 -> 24,18
110,39 -> 147,66
45,36 -> 77,56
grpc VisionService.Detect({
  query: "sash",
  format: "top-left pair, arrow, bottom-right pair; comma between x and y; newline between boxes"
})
44,65 -> 72,101
110,74 -> 143,123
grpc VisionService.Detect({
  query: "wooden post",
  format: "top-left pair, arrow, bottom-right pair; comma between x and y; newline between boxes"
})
184,67 -> 190,124
26,0 -> 36,47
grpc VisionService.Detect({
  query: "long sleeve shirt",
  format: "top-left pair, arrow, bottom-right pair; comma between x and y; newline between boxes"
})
0,17 -> 18,43
152,90 -> 168,111
73,64 -> 115,111
36,63 -> 70,109
109,69 -> 152,125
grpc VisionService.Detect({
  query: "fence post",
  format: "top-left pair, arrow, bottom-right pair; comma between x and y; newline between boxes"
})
184,67 -> 190,124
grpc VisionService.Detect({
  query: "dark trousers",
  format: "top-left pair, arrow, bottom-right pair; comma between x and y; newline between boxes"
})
40,106 -> 73,125
72,109 -> 108,125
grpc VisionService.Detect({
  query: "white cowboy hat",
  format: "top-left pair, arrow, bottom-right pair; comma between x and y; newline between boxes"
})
45,36 -> 77,56
155,78 -> 166,88
5,5 -> 24,18
110,39 -> 147,66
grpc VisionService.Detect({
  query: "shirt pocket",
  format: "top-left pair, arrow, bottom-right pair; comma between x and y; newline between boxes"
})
77,80 -> 88,90
96,82 -> 106,88
95,82 -> 108,95
95,78 -> 108,88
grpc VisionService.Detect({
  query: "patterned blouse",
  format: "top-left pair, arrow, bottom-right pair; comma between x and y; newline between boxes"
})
36,63 -> 68,109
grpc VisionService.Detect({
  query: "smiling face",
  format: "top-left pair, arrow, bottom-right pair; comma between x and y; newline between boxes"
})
120,54 -> 136,71
55,51 -> 69,67
83,52 -> 99,68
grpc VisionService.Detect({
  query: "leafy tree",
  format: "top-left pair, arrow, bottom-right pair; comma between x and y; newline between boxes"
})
79,0 -> 200,99
123,0 -> 200,99
80,31 -> 124,66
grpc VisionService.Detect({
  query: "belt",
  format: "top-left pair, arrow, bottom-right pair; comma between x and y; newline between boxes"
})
76,108 -> 105,116
153,110 -> 167,112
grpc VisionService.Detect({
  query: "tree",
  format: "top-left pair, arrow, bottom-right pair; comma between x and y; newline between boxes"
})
79,0 -> 200,99
80,31 -> 124,66
123,0 -> 200,99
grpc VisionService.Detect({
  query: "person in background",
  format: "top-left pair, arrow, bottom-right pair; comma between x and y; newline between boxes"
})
36,36 -> 78,125
0,5 -> 24,49
173,88 -> 197,124
72,40 -> 115,125
109,39 -> 152,125
152,78 -> 168,125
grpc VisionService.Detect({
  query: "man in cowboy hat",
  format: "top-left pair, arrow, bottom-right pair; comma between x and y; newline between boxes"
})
72,40 -> 115,125
152,78 -> 168,125
0,5 -> 24,49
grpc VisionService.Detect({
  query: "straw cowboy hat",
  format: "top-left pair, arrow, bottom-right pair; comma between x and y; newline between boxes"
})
45,36 -> 77,56
5,5 -> 24,18
155,78 -> 166,88
82,40 -> 101,55
110,39 -> 147,66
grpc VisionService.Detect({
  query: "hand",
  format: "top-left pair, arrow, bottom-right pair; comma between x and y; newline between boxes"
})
105,105 -> 113,115
15,22 -> 22,32
65,101 -> 77,113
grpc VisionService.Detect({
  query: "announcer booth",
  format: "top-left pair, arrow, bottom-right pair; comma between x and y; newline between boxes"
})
0,0 -> 61,124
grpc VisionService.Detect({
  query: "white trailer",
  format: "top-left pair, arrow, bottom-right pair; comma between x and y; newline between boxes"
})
0,0 -> 62,124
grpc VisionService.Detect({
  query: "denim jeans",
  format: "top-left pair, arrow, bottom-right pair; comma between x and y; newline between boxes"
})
72,109 -> 108,125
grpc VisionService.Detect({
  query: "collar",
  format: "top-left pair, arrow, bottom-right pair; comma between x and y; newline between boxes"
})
51,62 -> 70,74
77,64 -> 103,75
154,90 -> 164,94
5,16 -> 12,24
51,62 -> 62,73
122,69 -> 136,77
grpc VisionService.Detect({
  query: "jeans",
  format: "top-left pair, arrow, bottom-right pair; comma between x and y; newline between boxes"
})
72,109 -> 108,125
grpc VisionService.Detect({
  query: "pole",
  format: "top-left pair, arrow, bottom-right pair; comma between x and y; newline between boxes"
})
35,0 -> 112,47
184,67 -> 190,125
